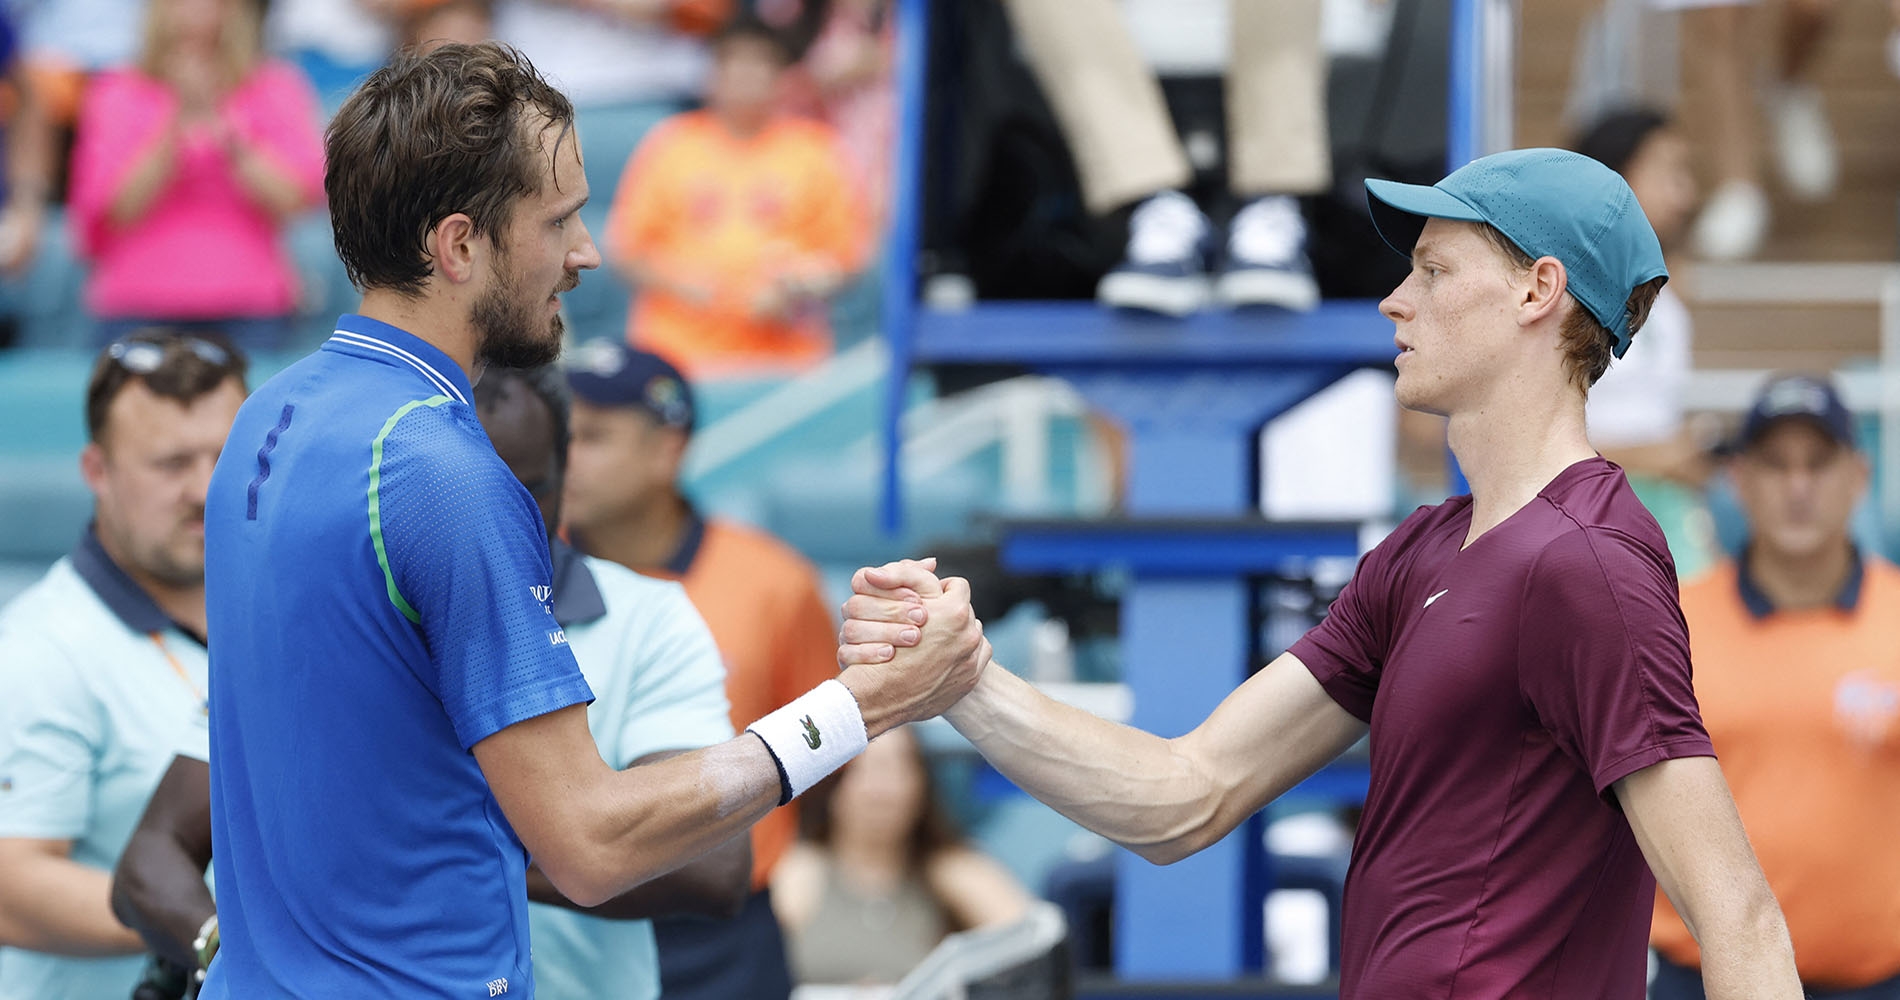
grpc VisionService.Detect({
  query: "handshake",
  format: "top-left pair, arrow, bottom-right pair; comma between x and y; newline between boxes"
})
830,557 -> 993,736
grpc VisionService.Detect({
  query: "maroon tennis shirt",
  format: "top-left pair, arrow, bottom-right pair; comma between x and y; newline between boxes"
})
1290,457 -> 1715,999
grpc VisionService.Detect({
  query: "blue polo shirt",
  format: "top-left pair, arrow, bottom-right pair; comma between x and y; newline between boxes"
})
200,315 -> 593,1000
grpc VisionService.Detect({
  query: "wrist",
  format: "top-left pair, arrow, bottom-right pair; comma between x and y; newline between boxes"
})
745,679 -> 869,804
837,666 -> 900,738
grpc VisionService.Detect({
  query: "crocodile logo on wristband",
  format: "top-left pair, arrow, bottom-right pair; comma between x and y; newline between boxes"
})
801,715 -> 822,750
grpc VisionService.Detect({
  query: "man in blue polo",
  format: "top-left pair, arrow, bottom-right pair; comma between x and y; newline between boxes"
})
199,42 -> 989,999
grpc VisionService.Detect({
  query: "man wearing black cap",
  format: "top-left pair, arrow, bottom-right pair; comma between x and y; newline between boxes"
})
837,147 -> 1802,998
564,342 -> 837,999
1651,374 -> 1900,1000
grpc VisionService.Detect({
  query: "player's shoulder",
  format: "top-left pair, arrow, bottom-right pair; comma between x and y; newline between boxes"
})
374,392 -> 495,466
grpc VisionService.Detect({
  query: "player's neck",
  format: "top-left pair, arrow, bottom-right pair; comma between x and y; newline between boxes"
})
1447,388 -> 1595,547
1746,537 -> 1856,612
356,290 -> 480,381
578,493 -> 692,574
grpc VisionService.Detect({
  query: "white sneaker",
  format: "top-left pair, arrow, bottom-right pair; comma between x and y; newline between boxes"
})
1216,196 -> 1320,311
1098,191 -> 1213,316
1693,180 -> 1770,261
1769,83 -> 1838,201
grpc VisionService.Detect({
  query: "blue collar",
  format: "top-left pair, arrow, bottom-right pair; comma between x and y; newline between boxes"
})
1736,543 -> 1863,619
548,537 -> 608,627
69,526 -> 205,646
321,314 -> 475,405
664,505 -> 706,577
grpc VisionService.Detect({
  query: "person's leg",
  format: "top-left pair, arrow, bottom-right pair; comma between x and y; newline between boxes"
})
1226,0 -> 1329,199
1002,0 -> 1212,316
1215,0 -> 1325,311
999,0 -> 1190,216
1767,0 -> 1838,200
1683,2 -> 1770,259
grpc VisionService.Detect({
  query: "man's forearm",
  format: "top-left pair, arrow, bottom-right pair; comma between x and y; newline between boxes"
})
944,665 -> 1234,864
0,855 -> 144,955
550,735 -> 782,907
110,830 -> 215,968
1696,896 -> 1802,1000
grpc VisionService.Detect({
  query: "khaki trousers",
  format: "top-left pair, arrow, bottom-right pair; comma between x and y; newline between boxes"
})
1002,0 -> 1331,214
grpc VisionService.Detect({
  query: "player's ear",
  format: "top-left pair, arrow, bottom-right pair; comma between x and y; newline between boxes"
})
1519,256 -> 1568,327
428,213 -> 481,285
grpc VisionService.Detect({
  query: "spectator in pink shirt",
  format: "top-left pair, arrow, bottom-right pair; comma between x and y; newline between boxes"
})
69,0 -> 326,351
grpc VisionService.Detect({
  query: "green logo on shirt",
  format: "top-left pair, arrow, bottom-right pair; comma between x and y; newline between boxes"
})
801,716 -> 822,750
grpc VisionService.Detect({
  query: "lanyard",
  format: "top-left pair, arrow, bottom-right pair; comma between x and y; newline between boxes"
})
149,632 -> 208,716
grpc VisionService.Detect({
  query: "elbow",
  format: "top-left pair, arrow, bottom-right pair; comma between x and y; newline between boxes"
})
534,844 -> 624,911
1128,833 -> 1208,868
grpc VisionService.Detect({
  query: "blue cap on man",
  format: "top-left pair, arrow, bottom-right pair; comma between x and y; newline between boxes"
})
1739,373 -> 1856,450
565,341 -> 696,432
1365,148 -> 1668,359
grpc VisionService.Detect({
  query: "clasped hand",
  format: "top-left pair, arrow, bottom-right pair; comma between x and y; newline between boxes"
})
835,557 -> 990,726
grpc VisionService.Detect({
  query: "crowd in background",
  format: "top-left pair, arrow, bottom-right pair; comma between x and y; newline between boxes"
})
0,0 -> 1898,996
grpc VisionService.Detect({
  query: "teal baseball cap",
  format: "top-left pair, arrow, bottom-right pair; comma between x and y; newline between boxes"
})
1365,147 -> 1667,359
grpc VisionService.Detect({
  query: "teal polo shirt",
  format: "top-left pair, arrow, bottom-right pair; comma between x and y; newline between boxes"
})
0,529 -> 210,1000
527,543 -> 733,1000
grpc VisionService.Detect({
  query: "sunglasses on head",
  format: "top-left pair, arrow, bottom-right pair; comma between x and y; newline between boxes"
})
105,335 -> 234,374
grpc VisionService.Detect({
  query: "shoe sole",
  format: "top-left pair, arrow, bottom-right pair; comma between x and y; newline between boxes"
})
1216,269 -> 1320,312
1098,272 -> 1209,317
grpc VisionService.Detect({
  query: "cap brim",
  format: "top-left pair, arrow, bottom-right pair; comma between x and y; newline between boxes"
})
1365,179 -> 1489,258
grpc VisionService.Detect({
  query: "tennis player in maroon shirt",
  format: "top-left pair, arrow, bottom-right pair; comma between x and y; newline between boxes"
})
841,149 -> 1802,999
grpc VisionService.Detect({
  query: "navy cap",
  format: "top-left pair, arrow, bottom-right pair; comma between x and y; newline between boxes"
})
1739,373 -> 1855,449
565,341 -> 695,432
1366,148 -> 1668,359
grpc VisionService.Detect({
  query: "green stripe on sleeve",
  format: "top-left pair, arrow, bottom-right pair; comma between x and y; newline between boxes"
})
369,395 -> 452,624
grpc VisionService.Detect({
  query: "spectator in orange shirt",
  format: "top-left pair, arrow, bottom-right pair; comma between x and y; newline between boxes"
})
1651,374 -> 1900,999
604,15 -> 871,379
562,342 -> 841,1000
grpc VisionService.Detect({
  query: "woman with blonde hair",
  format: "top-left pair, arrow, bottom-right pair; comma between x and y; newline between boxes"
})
69,0 -> 325,351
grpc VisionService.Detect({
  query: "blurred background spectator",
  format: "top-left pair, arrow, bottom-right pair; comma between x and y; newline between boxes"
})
494,0 -> 727,306
764,0 -> 895,226
563,343 -> 835,999
1651,374 -> 1900,1000
772,725 -> 1031,988
1664,0 -> 1839,261
604,15 -> 871,378
68,0 -> 326,352
1574,106 -> 1721,578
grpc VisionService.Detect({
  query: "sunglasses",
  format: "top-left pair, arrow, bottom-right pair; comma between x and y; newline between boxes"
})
106,335 -> 234,374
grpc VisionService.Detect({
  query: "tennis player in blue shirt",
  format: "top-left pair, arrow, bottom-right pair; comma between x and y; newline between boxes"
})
198,43 -> 989,999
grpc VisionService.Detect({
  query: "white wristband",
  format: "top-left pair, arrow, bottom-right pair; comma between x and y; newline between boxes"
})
746,679 -> 869,805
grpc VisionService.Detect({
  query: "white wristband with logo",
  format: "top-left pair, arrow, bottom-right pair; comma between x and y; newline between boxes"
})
747,679 -> 869,805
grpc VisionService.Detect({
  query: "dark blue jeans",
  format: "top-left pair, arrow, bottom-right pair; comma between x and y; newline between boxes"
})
1653,954 -> 1900,1000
